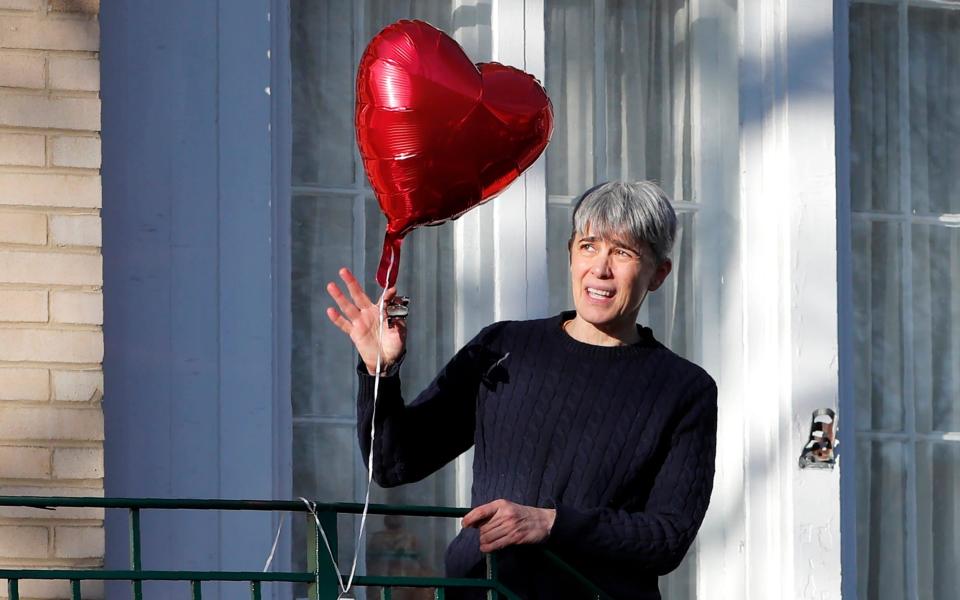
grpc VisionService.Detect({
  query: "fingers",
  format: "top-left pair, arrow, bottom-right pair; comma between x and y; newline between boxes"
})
339,267 -> 374,309
462,501 -> 500,529
464,501 -> 553,552
326,281 -> 362,321
325,307 -> 352,335
478,519 -> 516,549
381,286 -> 398,304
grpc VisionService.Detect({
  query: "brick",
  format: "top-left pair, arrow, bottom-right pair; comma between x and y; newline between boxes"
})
49,214 -> 99,247
0,446 -> 50,478
0,328 -> 102,363
0,15 -> 98,51
0,94 -> 99,131
0,368 -> 48,400
49,290 -> 100,324
0,289 -> 47,322
0,52 -> 44,88
52,449 -> 100,480
54,525 -> 102,558
0,485 -> 103,520
0,250 -> 101,285
0,211 -> 46,244
0,406 -> 103,441
48,55 -> 98,91
0,133 -> 45,166
48,0 -> 98,14
0,0 -> 41,10
52,447 -> 100,479
50,369 -> 100,401
50,135 -> 99,168
0,579 -> 102,600
0,525 -> 47,558
0,173 -> 100,209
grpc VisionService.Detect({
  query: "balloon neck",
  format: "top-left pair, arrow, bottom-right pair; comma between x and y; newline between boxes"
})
377,234 -> 402,288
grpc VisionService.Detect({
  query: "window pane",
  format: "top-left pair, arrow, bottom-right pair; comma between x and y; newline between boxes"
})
852,219 -> 904,432
291,0 -> 358,186
640,211 -> 696,358
546,196 -> 574,317
604,0 -> 692,200
912,224 -> 960,433
850,3 -> 901,214
908,7 -> 960,215
545,0 -> 595,196
545,0 -> 694,200
292,423 -> 363,599
365,0 -> 455,40
856,439 -> 909,600
292,194 -> 358,418
916,442 -> 960,600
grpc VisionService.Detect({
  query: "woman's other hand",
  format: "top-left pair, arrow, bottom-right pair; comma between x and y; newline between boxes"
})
462,499 -> 556,553
326,267 -> 406,375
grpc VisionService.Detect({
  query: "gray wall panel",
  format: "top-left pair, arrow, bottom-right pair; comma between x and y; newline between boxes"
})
101,1 -> 287,596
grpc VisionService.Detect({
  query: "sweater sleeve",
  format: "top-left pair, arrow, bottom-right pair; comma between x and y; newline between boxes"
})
357,323 -> 506,487
547,378 -> 718,574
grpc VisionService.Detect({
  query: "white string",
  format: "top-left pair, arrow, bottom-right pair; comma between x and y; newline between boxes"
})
261,512 -> 285,572
286,251 -> 397,600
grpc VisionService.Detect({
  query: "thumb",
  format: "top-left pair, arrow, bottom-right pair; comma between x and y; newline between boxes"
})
381,286 -> 398,304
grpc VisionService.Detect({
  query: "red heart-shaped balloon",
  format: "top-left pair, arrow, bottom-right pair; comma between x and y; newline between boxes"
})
356,20 -> 553,287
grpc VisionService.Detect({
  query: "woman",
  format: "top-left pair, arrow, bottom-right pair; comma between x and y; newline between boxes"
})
326,181 -> 718,599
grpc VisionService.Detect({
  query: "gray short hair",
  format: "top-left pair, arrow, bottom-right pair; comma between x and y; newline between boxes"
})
569,181 -> 677,265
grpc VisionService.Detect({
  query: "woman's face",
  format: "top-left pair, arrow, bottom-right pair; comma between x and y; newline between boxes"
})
569,229 -> 672,332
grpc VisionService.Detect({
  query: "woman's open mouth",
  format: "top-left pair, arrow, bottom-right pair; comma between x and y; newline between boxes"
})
586,287 -> 615,300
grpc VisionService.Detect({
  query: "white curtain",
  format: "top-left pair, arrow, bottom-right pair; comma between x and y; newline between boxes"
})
545,2 -> 698,598
850,3 -> 960,599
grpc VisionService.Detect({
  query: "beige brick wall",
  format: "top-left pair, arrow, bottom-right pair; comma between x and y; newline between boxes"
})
0,0 -> 103,592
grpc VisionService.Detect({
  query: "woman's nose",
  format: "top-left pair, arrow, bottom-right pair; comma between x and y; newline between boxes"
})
590,253 -> 613,277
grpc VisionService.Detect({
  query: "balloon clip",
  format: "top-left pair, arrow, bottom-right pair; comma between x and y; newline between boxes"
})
385,295 -> 410,319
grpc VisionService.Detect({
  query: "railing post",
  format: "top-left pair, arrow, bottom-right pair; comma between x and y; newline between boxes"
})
7,579 -> 18,600
70,579 -> 82,600
191,580 -> 202,600
129,508 -> 143,600
485,553 -> 500,600
250,580 -> 262,600
307,510 -> 339,600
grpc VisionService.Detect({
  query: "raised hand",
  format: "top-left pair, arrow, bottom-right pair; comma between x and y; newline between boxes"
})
326,267 -> 406,375
462,499 -> 556,553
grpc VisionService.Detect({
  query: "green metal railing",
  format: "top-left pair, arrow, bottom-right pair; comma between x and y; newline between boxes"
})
0,497 -> 613,600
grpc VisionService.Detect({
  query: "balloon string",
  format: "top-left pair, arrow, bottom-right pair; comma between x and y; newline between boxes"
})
290,249 -> 397,600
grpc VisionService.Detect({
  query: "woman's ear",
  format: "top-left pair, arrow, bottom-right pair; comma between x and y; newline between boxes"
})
647,259 -> 673,292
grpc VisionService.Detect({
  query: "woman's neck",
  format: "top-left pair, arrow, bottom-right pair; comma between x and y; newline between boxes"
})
563,314 -> 641,347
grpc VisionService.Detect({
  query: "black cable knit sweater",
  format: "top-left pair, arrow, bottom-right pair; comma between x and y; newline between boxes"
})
357,311 -> 717,600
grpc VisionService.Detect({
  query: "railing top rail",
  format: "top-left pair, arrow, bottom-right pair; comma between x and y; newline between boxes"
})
0,496 -> 469,518
0,497 -> 612,600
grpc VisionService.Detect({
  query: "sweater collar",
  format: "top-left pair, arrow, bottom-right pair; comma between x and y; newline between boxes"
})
551,310 -> 660,359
